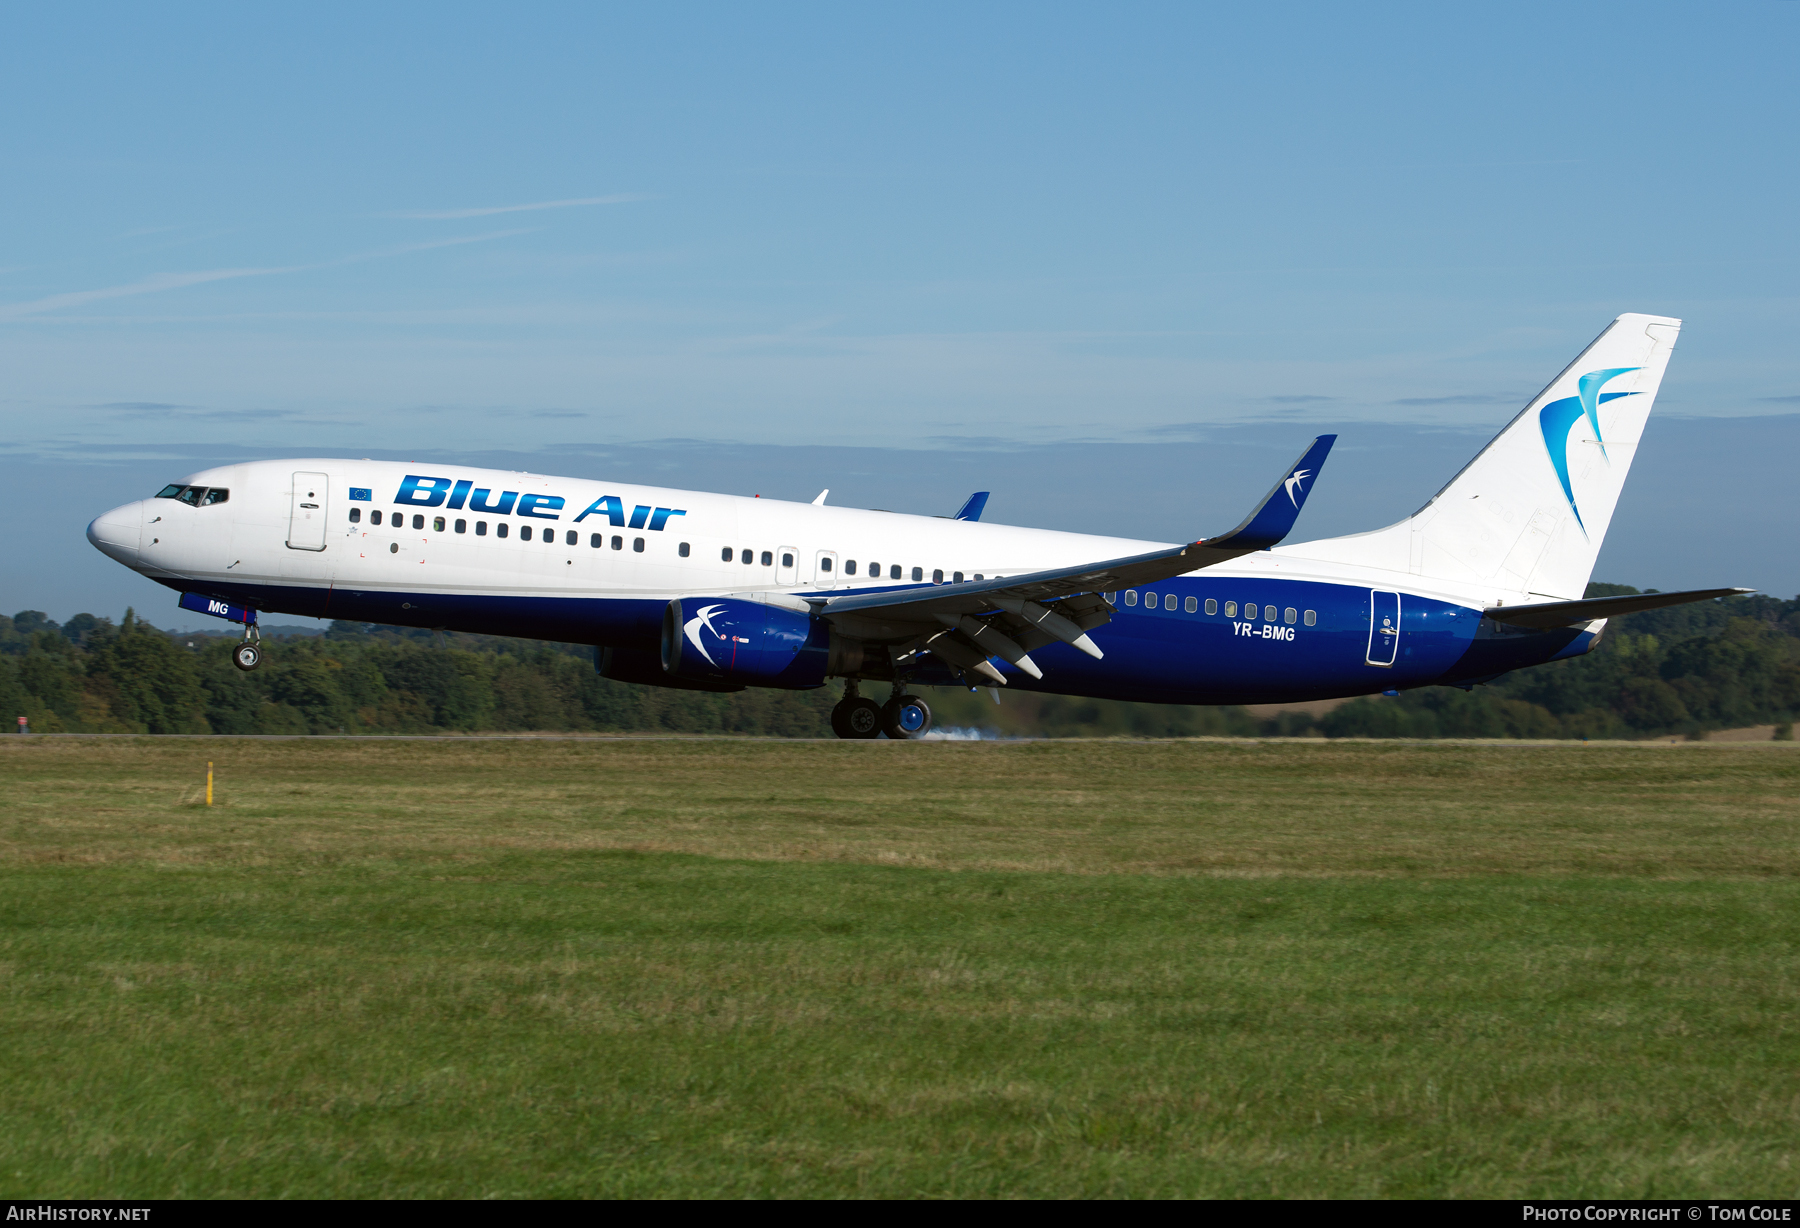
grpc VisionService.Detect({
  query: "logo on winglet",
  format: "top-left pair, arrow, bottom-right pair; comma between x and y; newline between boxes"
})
1538,367 -> 1641,534
1283,467 -> 1313,508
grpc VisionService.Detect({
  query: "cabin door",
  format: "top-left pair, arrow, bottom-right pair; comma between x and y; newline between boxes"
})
288,472 -> 330,551
776,546 -> 799,587
1366,589 -> 1400,667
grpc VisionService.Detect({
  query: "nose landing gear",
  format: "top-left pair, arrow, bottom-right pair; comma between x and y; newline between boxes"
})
231,625 -> 263,672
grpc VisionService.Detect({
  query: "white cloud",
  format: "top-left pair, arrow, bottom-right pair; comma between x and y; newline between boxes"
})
388,194 -> 649,220
0,230 -> 531,321
0,267 -> 292,320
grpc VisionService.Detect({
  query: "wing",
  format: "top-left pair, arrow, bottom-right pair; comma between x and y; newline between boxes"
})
817,436 -> 1336,685
1485,587 -> 1755,630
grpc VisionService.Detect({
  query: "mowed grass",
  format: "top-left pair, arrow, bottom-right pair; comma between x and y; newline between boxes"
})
2,737 -> 1798,1198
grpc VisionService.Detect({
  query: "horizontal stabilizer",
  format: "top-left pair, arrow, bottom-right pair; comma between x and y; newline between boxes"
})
953,492 -> 990,522
1485,587 -> 1755,630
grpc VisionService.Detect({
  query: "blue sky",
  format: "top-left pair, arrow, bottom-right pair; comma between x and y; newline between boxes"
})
3,3 -> 1797,621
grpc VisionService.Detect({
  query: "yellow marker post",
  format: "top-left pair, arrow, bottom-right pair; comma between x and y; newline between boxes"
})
206,761 -> 214,807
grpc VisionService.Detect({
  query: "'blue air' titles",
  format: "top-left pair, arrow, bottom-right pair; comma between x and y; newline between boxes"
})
393,476 -> 686,529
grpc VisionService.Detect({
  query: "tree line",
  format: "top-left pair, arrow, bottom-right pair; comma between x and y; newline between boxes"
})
1,583 -> 1795,739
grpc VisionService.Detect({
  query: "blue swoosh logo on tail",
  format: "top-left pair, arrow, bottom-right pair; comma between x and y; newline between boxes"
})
1539,368 -> 1642,535
1576,367 -> 1639,461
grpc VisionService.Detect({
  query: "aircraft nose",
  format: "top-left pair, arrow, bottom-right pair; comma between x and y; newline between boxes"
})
87,501 -> 144,563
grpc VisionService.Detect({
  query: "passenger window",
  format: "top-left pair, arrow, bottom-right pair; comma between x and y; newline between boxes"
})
455,519 -> 466,534
783,552 -> 795,567
1205,598 -> 1217,615
761,550 -> 772,566
497,523 -> 509,539
591,533 -> 602,548
911,567 -> 922,582
409,514 -> 421,530
371,510 -> 383,526
1244,603 -> 1257,619
889,564 -> 901,580
613,536 -> 624,551
476,521 -> 487,536
1224,601 -> 1237,618
433,517 -> 445,533
933,569 -> 943,584
742,549 -> 753,565
722,547 -> 733,562
1264,605 -> 1276,621
953,572 -> 963,583
564,531 -> 574,545
1304,609 -> 1317,626
202,488 -> 229,506
821,557 -> 833,572
1144,593 -> 1156,608
521,525 -> 533,541
1185,596 -> 1198,613
1163,594 -> 1175,610
1285,607 -> 1297,624
349,507 -> 362,524
865,561 -> 877,577
1125,591 -> 1138,607
975,574 -> 984,581
680,542 -> 691,557
634,537 -> 645,552
845,560 -> 857,576
155,484 -> 185,499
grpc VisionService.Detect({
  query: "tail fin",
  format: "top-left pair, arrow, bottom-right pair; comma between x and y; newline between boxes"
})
1287,313 -> 1680,599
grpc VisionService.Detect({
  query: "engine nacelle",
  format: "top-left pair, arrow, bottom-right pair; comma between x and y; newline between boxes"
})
661,597 -> 830,689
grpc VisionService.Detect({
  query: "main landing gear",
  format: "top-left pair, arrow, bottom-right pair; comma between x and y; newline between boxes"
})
830,682 -> 933,740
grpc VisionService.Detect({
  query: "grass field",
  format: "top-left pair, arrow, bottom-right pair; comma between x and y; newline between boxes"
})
3,735 -> 1798,1198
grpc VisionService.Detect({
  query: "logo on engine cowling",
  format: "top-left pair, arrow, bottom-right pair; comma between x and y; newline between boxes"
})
683,603 -> 727,666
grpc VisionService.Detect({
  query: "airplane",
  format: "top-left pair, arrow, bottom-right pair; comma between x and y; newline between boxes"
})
86,312 -> 1750,739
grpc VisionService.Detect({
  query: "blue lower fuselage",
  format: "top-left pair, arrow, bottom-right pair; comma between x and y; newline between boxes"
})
168,571 -> 1591,705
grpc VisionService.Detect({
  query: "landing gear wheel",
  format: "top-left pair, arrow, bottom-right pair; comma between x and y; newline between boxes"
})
882,694 -> 932,740
832,697 -> 883,739
231,642 -> 262,672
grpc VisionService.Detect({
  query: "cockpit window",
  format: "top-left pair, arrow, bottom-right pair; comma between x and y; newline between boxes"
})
154,484 -> 229,506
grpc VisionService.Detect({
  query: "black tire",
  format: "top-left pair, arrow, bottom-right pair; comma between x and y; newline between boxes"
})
835,697 -> 883,739
232,642 -> 262,672
882,694 -> 932,739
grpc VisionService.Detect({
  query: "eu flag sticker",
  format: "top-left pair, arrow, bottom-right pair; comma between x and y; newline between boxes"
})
349,488 -> 372,502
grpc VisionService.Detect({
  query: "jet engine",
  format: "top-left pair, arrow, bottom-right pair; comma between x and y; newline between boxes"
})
661,597 -> 831,689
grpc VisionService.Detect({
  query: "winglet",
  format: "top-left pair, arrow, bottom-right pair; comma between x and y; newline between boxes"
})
1204,435 -> 1336,551
812,489 -> 828,506
953,492 -> 990,522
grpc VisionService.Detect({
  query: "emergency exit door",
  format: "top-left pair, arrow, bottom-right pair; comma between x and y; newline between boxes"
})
1366,589 -> 1400,667
288,472 -> 329,551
